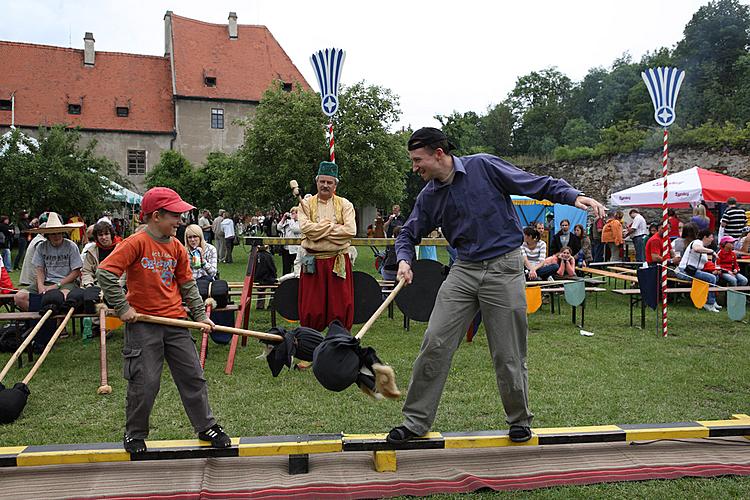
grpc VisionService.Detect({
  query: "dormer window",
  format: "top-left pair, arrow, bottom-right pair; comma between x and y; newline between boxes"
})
0,100 -> 11,111
204,76 -> 217,87
116,106 -> 129,117
68,103 -> 81,115
282,82 -> 292,92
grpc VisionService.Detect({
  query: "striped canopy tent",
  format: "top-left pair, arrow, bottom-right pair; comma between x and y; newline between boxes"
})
610,167 -> 750,208
511,195 -> 552,227
107,181 -> 143,205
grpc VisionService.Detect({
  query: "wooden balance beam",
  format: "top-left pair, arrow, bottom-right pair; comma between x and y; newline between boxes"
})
0,414 -> 747,474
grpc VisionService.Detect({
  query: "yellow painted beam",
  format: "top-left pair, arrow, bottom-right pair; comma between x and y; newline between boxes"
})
372,450 -> 397,472
0,446 -> 26,455
238,440 -> 342,457
147,437 -> 241,449
17,449 -> 130,466
444,434 -> 538,448
623,426 -> 709,441
535,425 -> 621,435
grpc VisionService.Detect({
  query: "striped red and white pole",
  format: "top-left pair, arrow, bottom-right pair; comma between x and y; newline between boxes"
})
328,121 -> 335,163
661,128 -> 669,337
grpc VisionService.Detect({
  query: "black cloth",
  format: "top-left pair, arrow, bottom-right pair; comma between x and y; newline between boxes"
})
263,326 -> 325,376
312,320 -> 382,393
254,251 -> 277,285
549,231 -> 581,256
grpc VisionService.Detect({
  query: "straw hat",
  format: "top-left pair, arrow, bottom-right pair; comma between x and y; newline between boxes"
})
28,212 -> 85,234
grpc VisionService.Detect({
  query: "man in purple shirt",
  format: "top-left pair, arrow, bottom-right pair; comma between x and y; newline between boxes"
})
387,127 -> 605,445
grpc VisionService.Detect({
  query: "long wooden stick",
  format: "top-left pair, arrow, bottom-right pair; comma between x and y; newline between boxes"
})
136,314 -> 283,342
355,278 -> 406,340
199,303 -> 213,369
97,308 -> 112,395
0,309 -> 54,383
22,308 -> 75,384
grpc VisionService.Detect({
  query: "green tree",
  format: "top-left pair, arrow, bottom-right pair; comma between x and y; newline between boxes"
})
674,0 -> 750,124
0,126 -> 128,218
561,118 -> 599,148
435,111 -> 489,155
480,103 -> 515,156
191,151 -> 238,213
145,150 -> 195,194
234,82 -> 328,213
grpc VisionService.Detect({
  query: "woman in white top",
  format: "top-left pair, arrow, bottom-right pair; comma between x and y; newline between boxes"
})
677,228 -> 720,312
184,224 -> 218,281
276,206 -> 301,275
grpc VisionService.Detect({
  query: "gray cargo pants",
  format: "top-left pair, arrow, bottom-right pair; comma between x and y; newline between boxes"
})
401,248 -> 534,435
123,322 -> 216,439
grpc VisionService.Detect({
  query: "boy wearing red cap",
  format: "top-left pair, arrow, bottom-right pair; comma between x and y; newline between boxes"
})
97,187 -> 230,454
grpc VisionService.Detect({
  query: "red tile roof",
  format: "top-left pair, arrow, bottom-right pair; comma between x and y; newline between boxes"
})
170,14 -> 309,101
0,41 -> 174,133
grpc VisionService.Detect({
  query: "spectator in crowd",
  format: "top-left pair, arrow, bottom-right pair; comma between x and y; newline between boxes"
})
549,219 -> 581,256
703,201 -> 716,233
716,235 -> 748,287
14,212 -> 83,311
19,213 -> 48,286
199,210 -> 213,244
298,161 -> 356,331
14,210 -> 31,270
0,215 -> 13,270
737,227 -> 750,255
676,228 -> 720,312
521,226 -> 558,280
690,204 -> 710,232
667,208 -> 682,240
81,221 -> 119,287
534,221 -> 548,248
384,204 -> 406,238
574,223 -> 592,267
626,208 -> 648,262
0,255 -> 14,293
541,246 -> 576,279
212,210 -> 226,263
673,222 -> 698,259
590,215 -> 604,262
68,213 -> 86,249
184,224 -> 218,282
601,211 -> 624,262
277,207 -> 301,275
720,197 -> 747,239
220,213 -> 236,264
645,222 -> 679,266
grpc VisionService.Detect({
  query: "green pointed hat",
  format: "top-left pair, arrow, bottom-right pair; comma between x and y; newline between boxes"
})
317,161 -> 338,179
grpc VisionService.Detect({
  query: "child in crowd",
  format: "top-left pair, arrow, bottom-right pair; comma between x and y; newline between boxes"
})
541,246 -> 576,279
716,236 -> 748,286
521,226 -> 557,280
97,187 -> 230,454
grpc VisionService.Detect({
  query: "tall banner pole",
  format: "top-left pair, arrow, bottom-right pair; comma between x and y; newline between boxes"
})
310,48 -> 346,163
642,67 -> 685,338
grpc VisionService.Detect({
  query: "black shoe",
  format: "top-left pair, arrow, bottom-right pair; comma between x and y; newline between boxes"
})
386,425 -> 420,445
123,433 -> 147,453
509,425 -> 532,443
198,424 -> 231,448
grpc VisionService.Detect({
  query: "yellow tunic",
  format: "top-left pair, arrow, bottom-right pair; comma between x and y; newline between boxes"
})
298,194 -> 356,253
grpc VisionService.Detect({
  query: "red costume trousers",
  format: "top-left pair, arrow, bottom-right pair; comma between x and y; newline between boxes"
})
298,254 -> 354,331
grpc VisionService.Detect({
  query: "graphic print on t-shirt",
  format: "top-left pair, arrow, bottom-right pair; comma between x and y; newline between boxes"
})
140,250 -> 178,287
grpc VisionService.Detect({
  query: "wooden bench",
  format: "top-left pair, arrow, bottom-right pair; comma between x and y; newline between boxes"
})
612,286 -> 750,328
577,266 -> 638,288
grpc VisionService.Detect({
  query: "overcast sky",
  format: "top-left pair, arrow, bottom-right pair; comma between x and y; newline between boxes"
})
3,0 -> 721,129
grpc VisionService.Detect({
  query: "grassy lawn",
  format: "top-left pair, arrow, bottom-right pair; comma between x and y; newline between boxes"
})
1,244 -> 748,498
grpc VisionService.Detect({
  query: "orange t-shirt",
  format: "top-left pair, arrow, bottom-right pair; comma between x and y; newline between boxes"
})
98,231 -> 192,319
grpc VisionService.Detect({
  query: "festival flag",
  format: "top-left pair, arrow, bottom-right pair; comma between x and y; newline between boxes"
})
526,287 -> 542,314
727,290 -> 746,321
637,265 -> 660,310
564,281 -> 585,307
689,279 -> 709,309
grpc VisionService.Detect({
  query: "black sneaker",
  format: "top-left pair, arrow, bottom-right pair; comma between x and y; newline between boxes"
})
386,425 -> 420,445
123,433 -> 147,453
509,425 -> 532,443
198,424 -> 231,448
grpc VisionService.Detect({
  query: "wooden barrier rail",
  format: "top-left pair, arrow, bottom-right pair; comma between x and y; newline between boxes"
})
0,415 -> 747,474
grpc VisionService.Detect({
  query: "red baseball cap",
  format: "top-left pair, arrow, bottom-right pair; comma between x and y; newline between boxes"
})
139,187 -> 195,221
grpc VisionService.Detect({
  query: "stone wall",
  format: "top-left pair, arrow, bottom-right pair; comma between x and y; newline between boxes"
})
524,147 -> 750,208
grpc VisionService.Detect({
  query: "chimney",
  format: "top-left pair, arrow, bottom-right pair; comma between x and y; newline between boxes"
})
228,12 -> 238,39
83,32 -> 95,67
164,11 -> 173,56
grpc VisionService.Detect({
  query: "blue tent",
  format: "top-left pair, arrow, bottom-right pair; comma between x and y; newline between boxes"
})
511,195 -> 587,232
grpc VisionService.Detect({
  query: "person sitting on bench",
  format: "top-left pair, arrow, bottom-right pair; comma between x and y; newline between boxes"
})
521,226 -> 557,280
